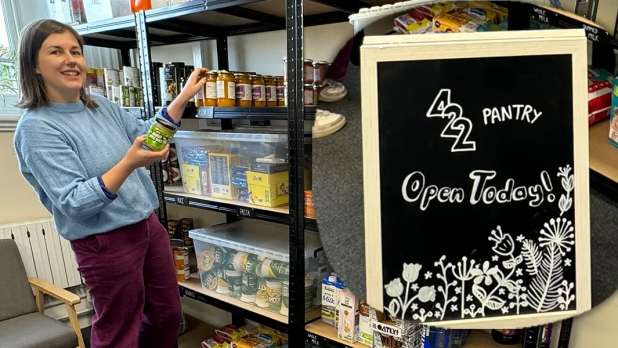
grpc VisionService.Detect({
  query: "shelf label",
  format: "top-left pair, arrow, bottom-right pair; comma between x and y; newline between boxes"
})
238,207 -> 254,217
176,196 -> 187,205
197,107 -> 214,118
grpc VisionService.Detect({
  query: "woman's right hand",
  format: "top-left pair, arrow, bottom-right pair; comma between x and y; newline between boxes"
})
123,135 -> 170,170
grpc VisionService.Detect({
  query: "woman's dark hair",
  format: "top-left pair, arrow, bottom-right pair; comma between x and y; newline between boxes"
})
16,19 -> 97,109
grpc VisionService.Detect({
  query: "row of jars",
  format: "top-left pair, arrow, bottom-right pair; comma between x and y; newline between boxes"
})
195,70 -> 286,108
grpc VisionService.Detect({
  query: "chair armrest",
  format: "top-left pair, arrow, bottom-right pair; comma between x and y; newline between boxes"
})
28,277 -> 81,306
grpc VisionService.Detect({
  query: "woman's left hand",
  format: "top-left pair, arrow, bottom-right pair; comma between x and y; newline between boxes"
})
178,67 -> 208,102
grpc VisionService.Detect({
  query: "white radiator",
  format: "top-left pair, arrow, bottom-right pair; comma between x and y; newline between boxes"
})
0,219 -> 82,289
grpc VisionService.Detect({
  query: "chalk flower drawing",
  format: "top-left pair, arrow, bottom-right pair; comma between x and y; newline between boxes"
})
538,218 -> 575,256
557,165 -> 574,216
383,165 -> 576,322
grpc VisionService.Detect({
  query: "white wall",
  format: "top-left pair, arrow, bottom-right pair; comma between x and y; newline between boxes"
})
151,22 -> 353,74
0,132 -> 51,224
151,42 -> 206,66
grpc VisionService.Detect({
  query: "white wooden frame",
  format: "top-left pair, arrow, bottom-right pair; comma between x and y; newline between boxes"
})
361,29 -> 590,329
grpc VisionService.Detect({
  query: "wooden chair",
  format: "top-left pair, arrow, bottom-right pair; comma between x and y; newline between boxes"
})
0,239 -> 85,348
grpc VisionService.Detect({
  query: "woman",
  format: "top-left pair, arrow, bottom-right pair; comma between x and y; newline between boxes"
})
13,19 -> 206,348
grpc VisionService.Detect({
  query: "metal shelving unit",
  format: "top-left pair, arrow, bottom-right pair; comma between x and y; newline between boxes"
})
71,0 -> 365,345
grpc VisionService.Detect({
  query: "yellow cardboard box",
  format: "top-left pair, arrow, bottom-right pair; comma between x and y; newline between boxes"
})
246,170 -> 289,207
180,163 -> 201,195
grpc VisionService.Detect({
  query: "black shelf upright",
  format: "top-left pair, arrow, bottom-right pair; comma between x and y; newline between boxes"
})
286,0 -> 306,346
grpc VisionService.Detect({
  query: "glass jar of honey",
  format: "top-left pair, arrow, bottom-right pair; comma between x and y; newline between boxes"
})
303,59 -> 314,83
304,83 -> 316,106
264,75 -> 277,107
204,71 -> 218,106
313,60 -> 329,85
235,73 -> 252,107
275,76 -> 285,107
216,70 -> 235,107
194,70 -> 206,107
251,74 -> 266,108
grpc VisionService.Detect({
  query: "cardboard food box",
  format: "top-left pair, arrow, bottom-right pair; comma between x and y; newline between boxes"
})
246,170 -> 289,207
83,0 -> 132,23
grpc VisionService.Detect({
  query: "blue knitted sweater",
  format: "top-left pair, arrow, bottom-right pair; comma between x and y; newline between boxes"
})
14,95 -> 163,240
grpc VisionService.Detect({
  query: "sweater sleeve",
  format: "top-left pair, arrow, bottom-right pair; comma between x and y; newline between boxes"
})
15,125 -> 115,220
114,103 -> 179,142
112,103 -> 155,142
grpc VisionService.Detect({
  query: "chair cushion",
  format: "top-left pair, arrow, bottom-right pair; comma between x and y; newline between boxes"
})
0,239 -> 37,321
0,312 -> 77,348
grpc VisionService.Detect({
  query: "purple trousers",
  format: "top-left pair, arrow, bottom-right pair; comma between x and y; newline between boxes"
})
71,214 -> 181,348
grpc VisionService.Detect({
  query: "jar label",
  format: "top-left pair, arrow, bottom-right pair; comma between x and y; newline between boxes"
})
276,86 -> 285,101
252,85 -> 265,101
304,89 -> 314,105
216,80 -> 226,99
227,82 -> 236,100
206,82 -> 217,99
236,83 -> 252,101
266,86 -> 277,102
144,123 -> 175,151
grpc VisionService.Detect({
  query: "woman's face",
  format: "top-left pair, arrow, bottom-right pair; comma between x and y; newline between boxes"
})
36,31 -> 86,102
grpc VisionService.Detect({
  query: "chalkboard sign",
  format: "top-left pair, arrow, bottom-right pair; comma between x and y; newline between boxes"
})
361,30 -> 590,328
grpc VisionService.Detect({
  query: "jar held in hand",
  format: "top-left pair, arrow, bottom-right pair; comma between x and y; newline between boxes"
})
143,118 -> 178,151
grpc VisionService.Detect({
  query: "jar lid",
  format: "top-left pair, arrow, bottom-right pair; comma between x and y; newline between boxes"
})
156,117 -> 178,130
303,58 -> 313,63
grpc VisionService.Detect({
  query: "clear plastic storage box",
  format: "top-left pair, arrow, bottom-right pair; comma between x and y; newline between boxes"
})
174,131 -> 290,207
189,220 -> 324,316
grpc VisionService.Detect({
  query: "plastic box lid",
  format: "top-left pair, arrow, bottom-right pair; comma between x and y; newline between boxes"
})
189,220 -> 321,263
175,130 -> 287,143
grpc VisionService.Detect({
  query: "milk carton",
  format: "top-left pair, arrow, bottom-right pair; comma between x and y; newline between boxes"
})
321,274 -> 344,326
